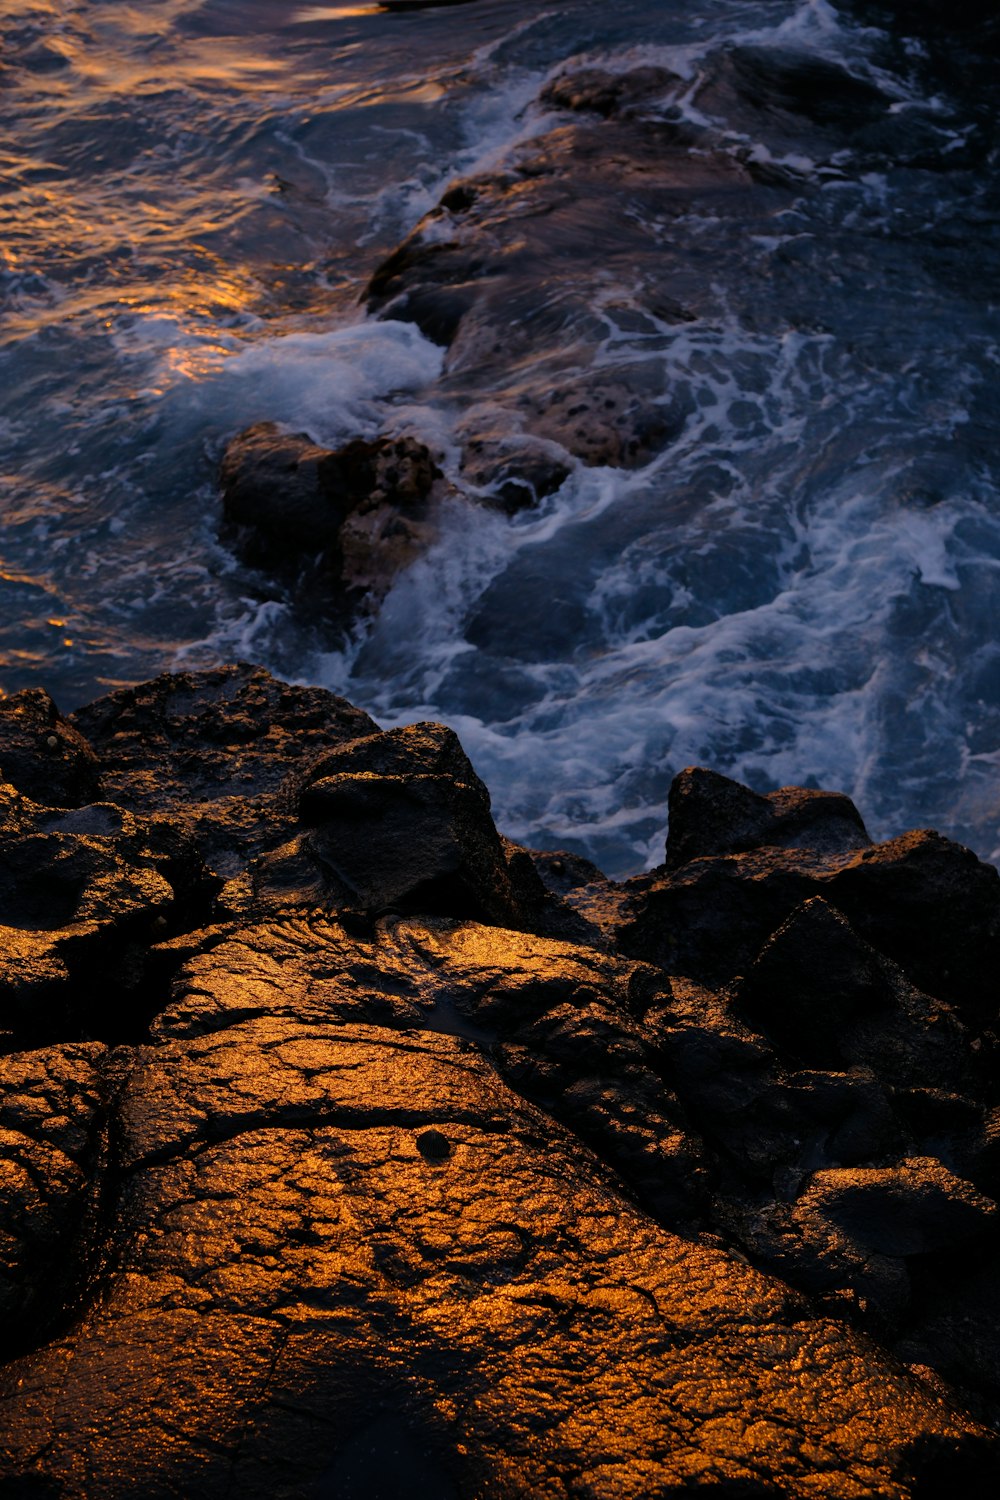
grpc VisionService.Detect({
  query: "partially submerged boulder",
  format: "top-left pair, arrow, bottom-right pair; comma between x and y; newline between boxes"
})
540,64 -> 679,119
219,422 -> 442,619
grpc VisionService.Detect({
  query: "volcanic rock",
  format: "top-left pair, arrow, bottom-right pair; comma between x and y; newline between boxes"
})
0,667 -> 998,1492
665,766 -> 871,868
0,1041 -> 107,1363
363,92 -> 745,474
0,1006 -> 990,1498
70,663 -> 377,876
541,65 -> 679,119
619,806 -> 1000,1023
0,686 -> 100,807
219,421 -> 442,617
0,781 -> 214,1042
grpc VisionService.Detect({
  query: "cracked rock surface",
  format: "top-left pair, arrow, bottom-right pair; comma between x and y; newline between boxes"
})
0,667 -> 999,1495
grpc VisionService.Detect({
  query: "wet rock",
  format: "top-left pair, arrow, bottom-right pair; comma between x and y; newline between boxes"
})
527,847 -> 629,947
701,47 -> 890,134
799,1157 -> 996,1259
0,1006 -> 989,1497
1,667 -> 999,1487
0,687 -> 100,808
220,422 -> 441,617
620,770 -> 1000,1020
666,768 -> 779,869
541,65 -> 679,119
0,781 -> 214,1041
524,369 -> 689,469
666,766 -> 871,868
458,420 -> 571,512
283,722 -> 545,929
0,1043 -> 106,1344
821,830 -> 1000,1025
735,897 -> 975,1088
70,664 -> 377,877
363,103 -> 760,486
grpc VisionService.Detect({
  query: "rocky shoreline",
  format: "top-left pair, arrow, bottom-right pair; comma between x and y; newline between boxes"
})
0,663 -> 997,1495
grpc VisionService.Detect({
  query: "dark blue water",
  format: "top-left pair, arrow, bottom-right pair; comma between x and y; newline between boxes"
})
1,0 -> 998,875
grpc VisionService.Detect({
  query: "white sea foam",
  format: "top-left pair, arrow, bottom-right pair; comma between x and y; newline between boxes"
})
4,0 -> 998,882
112,315 -> 446,445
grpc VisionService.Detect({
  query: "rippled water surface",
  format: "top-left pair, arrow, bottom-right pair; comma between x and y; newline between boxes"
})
2,0 -> 998,874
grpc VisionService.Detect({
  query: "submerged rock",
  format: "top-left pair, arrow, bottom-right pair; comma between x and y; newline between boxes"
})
362,81 -> 741,480
541,64 -> 679,119
0,665 -> 999,1493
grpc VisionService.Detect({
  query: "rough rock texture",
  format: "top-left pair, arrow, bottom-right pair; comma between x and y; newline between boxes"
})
618,768 -> 1000,1022
1,666 -> 999,1494
0,780 -> 214,1046
70,663 -> 377,877
219,423 -> 443,620
0,687 -> 100,808
363,114 -> 710,470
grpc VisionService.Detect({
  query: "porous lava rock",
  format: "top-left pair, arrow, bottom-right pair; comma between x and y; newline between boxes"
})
0,780 -> 214,1044
70,663 -> 377,876
618,771 -> 1000,1020
540,65 -> 679,119
0,666 -> 999,1494
0,1042 -> 106,1345
219,422 -> 442,618
362,83 -> 739,475
665,766 -> 872,868
0,686 -> 100,807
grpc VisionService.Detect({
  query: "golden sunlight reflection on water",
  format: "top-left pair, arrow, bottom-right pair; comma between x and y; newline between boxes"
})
294,5 -> 383,18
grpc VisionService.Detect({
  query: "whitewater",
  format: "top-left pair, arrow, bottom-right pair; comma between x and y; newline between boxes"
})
1,0 -> 997,876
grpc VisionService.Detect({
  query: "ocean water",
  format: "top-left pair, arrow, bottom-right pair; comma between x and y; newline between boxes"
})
1,0 -> 998,876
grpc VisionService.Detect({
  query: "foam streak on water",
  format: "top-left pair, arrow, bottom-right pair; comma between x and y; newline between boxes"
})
1,0 -> 998,876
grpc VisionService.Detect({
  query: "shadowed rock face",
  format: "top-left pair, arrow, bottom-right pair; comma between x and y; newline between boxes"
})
219,425 -> 445,623
1,667 -> 999,1495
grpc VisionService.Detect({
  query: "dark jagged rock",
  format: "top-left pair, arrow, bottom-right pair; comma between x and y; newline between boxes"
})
70,663 -> 377,876
619,820 -> 1000,1023
799,1158 -> 996,1260
363,106 -> 736,470
0,687 -> 100,808
1,667 -> 1000,1493
0,1013 -> 989,1497
0,1042 -> 106,1346
0,781 -> 215,1043
219,422 -> 441,618
735,897 -> 975,1087
666,766 -> 871,868
223,721 -> 551,932
457,423 -> 571,513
